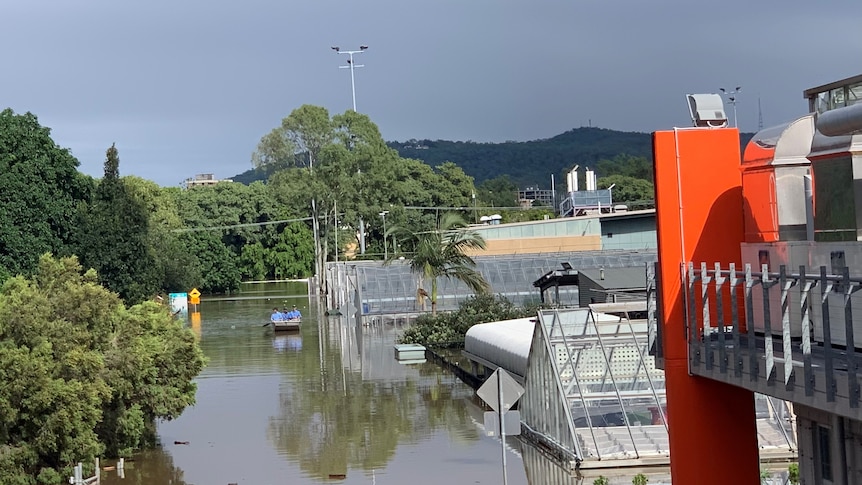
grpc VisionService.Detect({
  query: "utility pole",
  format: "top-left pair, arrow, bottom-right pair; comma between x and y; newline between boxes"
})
331,45 -> 368,112
379,211 -> 389,260
719,86 -> 742,128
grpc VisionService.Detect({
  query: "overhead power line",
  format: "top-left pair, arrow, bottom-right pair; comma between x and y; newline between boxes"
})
171,216 -> 314,233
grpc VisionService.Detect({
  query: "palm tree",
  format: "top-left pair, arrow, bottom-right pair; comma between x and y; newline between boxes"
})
395,213 -> 491,316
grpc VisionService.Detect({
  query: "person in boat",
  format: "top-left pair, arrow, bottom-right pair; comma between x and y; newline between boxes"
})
271,308 -> 283,323
284,305 -> 301,321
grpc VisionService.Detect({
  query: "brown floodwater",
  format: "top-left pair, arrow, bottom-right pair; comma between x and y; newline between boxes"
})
99,282 -> 535,485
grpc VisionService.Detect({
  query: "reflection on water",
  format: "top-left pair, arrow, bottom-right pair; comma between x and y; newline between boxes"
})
100,282 -> 532,484
271,331 -> 302,352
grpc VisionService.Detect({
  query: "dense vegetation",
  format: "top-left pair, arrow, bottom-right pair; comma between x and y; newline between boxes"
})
399,294 -> 539,347
235,127 -> 658,203
0,255 -> 205,483
238,126 -> 753,209
0,110 -> 92,284
250,105 -> 493,279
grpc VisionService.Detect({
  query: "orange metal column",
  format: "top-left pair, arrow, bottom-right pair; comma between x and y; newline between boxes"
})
653,127 -> 760,484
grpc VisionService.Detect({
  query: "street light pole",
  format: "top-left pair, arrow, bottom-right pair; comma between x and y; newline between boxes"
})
719,86 -> 742,128
331,45 -> 368,112
379,210 -> 389,260
472,191 -> 477,223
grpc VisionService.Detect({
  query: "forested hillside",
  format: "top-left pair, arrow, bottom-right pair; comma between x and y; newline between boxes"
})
390,128 -> 653,187
234,127 -> 753,188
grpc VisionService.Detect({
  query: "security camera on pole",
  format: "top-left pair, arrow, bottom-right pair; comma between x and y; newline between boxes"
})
331,45 -> 368,112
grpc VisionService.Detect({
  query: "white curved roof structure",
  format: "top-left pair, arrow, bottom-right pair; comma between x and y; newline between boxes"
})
464,318 -> 536,379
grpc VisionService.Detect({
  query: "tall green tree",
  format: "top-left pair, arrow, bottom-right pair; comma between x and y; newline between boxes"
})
77,145 -> 159,304
260,105 -> 336,290
597,174 -> 655,206
266,222 -> 314,279
395,213 -> 490,315
178,231 -> 240,294
251,127 -> 296,170
123,178 -> 199,293
0,109 -> 91,282
476,175 -> 518,208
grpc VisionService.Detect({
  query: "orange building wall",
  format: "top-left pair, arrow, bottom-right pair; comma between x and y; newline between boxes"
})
653,128 -> 760,484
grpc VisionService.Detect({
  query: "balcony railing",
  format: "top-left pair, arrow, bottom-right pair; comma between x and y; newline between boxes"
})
648,262 -> 862,420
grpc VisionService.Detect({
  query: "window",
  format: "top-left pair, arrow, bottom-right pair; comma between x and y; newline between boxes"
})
849,82 -> 862,107
818,425 -> 833,481
830,87 -> 846,109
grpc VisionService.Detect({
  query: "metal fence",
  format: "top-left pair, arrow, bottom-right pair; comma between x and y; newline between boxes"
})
326,250 -> 658,316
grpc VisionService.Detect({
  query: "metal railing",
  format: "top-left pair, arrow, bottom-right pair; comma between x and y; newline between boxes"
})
679,262 -> 862,414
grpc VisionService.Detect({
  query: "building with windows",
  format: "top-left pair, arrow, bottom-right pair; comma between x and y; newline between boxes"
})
183,173 -> 232,188
518,186 -> 555,209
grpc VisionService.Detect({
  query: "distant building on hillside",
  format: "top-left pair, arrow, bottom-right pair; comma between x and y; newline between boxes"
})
184,173 -> 232,189
518,186 -> 555,209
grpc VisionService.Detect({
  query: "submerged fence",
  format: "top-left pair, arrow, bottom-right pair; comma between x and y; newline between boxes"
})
326,250 -> 658,316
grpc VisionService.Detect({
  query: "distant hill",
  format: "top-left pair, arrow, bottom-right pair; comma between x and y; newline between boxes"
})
231,165 -> 278,185
389,128 -> 654,187
231,127 -> 753,187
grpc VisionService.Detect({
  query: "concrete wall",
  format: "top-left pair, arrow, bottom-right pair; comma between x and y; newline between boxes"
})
467,212 -> 654,256
601,216 -> 657,250
476,235 -> 602,256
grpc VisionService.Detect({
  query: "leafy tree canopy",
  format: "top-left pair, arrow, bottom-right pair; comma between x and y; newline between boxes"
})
597,174 -> 655,206
0,254 -> 205,483
0,109 -> 91,281
76,145 -> 160,304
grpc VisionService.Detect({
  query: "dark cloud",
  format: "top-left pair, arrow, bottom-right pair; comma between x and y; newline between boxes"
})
2,0 -> 860,185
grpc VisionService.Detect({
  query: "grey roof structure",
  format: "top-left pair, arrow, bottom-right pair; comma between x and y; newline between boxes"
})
577,267 -> 646,291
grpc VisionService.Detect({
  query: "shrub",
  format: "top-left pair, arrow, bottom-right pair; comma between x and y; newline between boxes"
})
398,293 -> 539,347
788,463 -> 799,485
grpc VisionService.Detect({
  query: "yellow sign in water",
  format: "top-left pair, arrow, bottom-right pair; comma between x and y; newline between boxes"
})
189,288 -> 201,305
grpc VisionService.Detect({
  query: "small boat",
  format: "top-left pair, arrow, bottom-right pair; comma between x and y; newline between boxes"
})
272,318 -> 301,332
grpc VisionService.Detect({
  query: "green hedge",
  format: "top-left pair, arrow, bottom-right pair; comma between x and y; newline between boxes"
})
399,294 -> 539,347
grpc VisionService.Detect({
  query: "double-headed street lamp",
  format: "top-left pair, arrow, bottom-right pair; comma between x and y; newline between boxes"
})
379,210 -> 389,260
719,86 -> 742,128
331,45 -> 368,112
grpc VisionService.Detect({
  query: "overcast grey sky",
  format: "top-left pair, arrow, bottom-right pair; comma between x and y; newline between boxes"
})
2,0 -> 860,186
